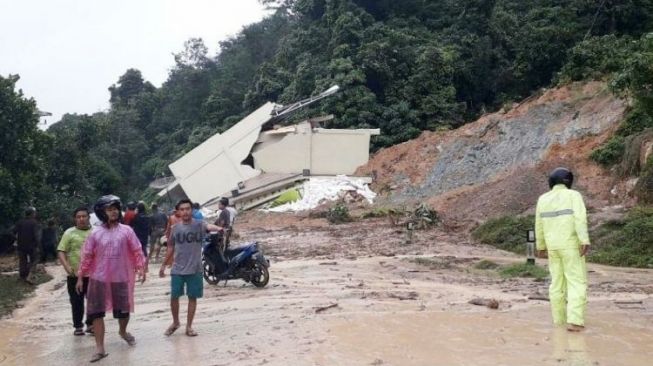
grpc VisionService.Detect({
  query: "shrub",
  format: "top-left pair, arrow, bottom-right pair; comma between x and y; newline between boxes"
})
589,206 -> 653,268
590,135 -> 625,166
326,203 -> 352,224
471,215 -> 534,254
499,263 -> 549,280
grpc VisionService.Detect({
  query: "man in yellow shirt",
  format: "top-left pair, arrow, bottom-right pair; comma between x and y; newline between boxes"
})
58,207 -> 93,336
535,168 -> 590,332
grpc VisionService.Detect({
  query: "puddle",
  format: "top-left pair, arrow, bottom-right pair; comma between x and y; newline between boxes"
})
317,306 -> 653,366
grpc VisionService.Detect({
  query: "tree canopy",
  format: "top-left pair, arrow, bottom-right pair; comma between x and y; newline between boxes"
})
3,0 -> 653,226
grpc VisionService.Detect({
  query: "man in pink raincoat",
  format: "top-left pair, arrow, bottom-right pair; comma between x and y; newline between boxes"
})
77,195 -> 146,363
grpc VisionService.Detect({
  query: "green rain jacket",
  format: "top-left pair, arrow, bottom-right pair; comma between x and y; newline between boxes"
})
535,184 -> 590,251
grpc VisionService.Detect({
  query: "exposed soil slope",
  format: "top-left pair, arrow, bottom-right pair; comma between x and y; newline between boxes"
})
358,82 -> 634,227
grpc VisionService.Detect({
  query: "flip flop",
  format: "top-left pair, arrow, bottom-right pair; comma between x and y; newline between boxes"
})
164,324 -> 180,336
120,332 -> 136,346
89,352 -> 108,363
185,328 -> 198,337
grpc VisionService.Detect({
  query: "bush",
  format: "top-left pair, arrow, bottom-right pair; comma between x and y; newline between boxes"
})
326,203 -> 352,224
499,263 -> 549,280
590,135 -> 625,166
471,215 -> 534,254
589,206 -> 653,268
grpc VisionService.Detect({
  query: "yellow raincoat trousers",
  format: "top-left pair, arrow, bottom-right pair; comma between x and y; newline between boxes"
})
535,184 -> 590,326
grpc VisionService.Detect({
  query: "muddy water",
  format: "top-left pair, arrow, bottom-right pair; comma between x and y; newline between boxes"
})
0,252 -> 651,365
317,307 -> 653,366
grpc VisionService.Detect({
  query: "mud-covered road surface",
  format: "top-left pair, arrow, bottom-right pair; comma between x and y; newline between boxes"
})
1,214 -> 652,365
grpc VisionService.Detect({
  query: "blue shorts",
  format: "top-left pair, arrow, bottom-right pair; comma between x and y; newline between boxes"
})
171,273 -> 203,299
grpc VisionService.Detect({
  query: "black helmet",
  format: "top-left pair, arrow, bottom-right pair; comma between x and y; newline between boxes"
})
548,167 -> 574,189
94,195 -> 123,223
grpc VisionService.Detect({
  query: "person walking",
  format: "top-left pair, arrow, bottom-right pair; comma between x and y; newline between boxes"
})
13,207 -> 41,283
131,202 -> 150,258
536,167 -> 590,332
148,204 -> 168,263
57,207 -> 93,336
159,199 -> 220,337
40,219 -> 59,263
77,195 -> 146,362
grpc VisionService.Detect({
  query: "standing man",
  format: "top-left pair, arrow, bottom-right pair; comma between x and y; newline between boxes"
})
163,208 -> 182,265
58,207 -> 93,336
536,168 -> 590,332
214,198 -> 232,247
148,204 -> 168,263
77,195 -> 146,363
159,199 -> 220,337
13,207 -> 41,284
131,202 -> 150,258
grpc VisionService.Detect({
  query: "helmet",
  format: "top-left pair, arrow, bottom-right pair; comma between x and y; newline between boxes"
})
94,195 -> 123,223
548,167 -> 574,189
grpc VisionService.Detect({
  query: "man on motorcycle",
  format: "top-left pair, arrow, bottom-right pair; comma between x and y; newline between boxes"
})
159,199 -> 223,337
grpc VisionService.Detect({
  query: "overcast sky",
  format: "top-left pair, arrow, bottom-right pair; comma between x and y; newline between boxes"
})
0,0 -> 269,127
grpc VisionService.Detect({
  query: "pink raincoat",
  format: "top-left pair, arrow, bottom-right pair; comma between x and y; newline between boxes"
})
78,223 -> 145,315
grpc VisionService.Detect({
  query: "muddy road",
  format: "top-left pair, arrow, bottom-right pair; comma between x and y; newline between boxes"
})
1,214 -> 652,365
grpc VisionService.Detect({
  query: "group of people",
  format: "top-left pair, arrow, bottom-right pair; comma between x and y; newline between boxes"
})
52,195 -> 234,362
14,166 -> 591,362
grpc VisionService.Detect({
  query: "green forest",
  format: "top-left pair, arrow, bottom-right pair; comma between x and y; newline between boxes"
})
2,0 -> 653,229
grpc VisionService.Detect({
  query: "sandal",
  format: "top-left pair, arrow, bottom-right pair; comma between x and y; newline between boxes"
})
120,332 -> 136,346
185,328 -> 198,337
89,352 -> 108,363
164,324 -> 180,336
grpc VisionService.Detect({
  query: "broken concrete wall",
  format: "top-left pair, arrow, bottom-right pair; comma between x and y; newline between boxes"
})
252,122 -> 379,175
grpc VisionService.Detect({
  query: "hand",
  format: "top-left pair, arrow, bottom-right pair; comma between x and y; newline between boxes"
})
138,269 -> 147,284
75,278 -> 84,294
537,250 -> 548,259
579,245 -> 590,257
159,266 -> 166,278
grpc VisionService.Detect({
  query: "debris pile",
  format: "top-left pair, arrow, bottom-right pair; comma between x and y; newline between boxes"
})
266,176 -> 376,212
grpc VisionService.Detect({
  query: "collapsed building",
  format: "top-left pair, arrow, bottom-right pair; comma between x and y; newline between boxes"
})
157,86 -> 379,211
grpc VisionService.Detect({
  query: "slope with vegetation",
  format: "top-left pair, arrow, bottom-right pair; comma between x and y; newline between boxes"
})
2,0 -> 653,233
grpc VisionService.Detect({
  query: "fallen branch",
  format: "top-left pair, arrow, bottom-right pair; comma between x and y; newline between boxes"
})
469,298 -> 499,309
528,294 -> 550,301
389,291 -> 419,301
319,261 -> 338,265
314,303 -> 338,313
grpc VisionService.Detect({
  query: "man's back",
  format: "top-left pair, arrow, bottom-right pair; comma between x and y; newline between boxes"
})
151,211 -> 167,230
535,185 -> 589,251
15,218 -> 39,251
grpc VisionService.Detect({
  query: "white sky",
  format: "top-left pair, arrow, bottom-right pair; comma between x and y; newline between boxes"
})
0,0 -> 269,127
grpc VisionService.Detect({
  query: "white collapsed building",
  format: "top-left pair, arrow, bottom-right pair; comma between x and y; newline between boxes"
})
157,86 -> 379,211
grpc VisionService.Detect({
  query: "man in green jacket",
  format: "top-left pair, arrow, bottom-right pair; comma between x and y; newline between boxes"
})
535,167 -> 590,332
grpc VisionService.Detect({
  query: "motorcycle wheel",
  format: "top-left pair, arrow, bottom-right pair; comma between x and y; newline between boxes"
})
202,257 -> 219,285
250,260 -> 269,288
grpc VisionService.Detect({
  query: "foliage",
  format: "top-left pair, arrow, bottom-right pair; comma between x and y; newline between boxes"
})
589,206 -> 653,268
471,215 -> 534,254
499,263 -> 549,280
590,135 -> 625,166
326,202 -> 352,224
0,75 -> 47,229
5,0 -> 653,226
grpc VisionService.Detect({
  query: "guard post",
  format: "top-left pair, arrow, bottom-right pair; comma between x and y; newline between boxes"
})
526,229 -> 536,265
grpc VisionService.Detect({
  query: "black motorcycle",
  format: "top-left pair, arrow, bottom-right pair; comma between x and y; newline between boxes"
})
202,232 -> 270,288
